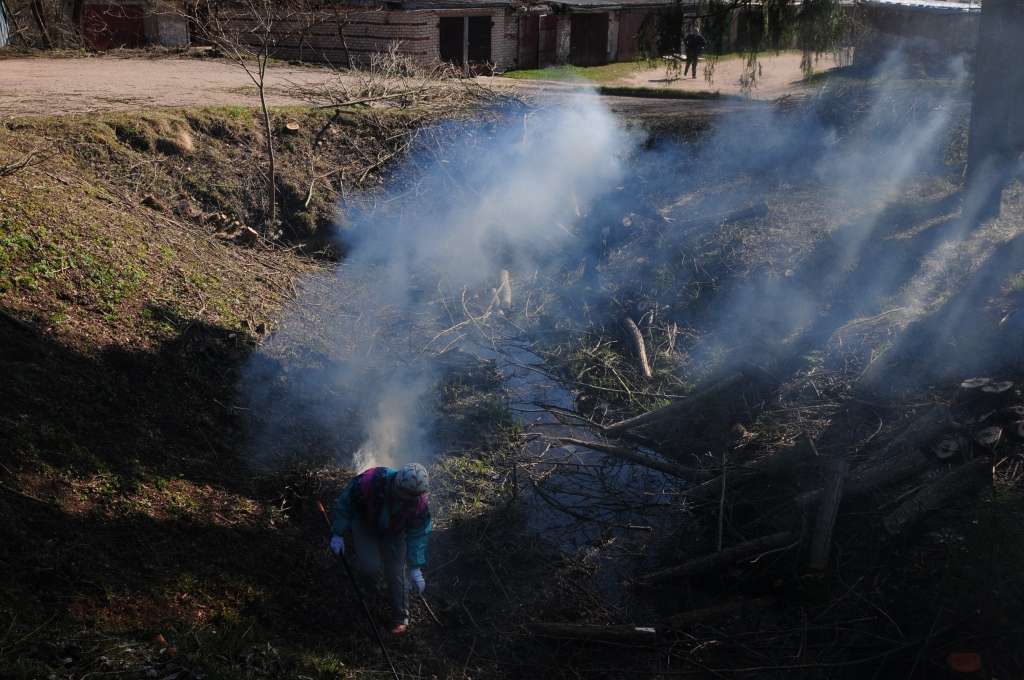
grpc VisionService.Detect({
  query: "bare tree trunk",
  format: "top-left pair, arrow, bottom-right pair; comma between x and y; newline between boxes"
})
30,0 -> 51,47
257,53 -> 277,232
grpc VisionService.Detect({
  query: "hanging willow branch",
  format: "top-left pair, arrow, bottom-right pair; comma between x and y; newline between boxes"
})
637,0 -> 852,85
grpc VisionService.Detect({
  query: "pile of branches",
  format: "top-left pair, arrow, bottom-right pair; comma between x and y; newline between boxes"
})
523,347 -> 1021,674
296,42 -> 512,118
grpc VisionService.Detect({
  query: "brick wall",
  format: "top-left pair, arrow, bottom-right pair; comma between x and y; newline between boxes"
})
232,8 -> 518,70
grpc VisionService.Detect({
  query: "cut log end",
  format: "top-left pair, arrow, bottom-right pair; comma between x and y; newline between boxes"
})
933,436 -> 965,460
973,426 -> 1002,449
981,380 -> 1014,395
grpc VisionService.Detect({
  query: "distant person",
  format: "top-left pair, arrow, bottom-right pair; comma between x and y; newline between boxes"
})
329,463 -> 432,635
683,29 -> 708,79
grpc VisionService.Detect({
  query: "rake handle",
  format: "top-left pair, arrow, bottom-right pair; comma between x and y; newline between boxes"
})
317,501 -> 400,680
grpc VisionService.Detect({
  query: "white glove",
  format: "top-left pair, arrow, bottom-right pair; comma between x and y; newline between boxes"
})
409,568 -> 425,593
329,535 -> 345,555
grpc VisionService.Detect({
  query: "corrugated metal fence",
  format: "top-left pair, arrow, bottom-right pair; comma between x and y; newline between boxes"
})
0,0 -> 10,47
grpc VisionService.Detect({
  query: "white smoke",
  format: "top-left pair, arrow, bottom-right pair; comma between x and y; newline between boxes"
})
243,50 -> 1011,468
243,95 -> 633,469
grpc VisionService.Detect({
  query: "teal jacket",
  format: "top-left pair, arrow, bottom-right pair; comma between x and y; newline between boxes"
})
331,467 -> 432,568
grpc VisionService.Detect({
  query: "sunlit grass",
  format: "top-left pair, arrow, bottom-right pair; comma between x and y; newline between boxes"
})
502,60 -> 647,84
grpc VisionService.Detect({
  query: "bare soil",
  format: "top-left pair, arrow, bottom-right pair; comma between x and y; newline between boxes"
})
621,51 -> 843,99
0,55 -> 344,117
0,53 -> 832,120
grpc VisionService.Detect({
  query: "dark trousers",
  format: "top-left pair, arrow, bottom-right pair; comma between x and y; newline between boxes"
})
684,52 -> 700,78
351,519 -> 409,626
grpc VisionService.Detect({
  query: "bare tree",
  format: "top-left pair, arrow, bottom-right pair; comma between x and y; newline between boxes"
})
182,0 -> 325,235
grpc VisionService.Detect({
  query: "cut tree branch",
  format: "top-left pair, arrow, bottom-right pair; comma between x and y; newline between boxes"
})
557,437 -> 714,480
637,531 -> 797,585
806,459 -> 848,571
622,317 -> 653,379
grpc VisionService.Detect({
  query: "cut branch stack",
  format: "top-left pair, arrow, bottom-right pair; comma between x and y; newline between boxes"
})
547,363 -> 1010,648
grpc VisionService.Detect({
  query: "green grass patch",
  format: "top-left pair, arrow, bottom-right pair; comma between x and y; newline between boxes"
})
502,60 -> 647,84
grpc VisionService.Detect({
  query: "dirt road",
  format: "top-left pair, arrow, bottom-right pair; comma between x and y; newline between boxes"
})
620,51 -> 841,99
0,52 -> 830,119
0,55 -> 343,117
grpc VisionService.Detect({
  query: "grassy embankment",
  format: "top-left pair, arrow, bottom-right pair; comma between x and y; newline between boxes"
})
0,105 -> 543,679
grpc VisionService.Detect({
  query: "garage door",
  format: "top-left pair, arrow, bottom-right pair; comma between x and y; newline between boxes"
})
83,4 -> 145,49
569,13 -> 608,67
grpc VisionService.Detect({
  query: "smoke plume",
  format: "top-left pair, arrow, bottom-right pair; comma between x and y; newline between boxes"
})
241,96 -> 633,469
242,50 -> 1020,469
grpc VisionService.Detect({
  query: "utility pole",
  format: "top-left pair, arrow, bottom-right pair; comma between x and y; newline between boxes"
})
964,0 -> 1024,223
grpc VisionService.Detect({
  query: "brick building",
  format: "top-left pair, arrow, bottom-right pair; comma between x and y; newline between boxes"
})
1,0 -> 189,48
244,0 -> 683,71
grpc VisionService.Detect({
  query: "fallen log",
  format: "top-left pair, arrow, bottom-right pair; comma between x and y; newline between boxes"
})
637,531 -> 797,585
882,457 -> 992,535
806,459 -> 848,571
622,317 -> 653,379
557,437 -> 714,480
686,441 -> 814,504
604,363 -> 778,437
667,596 -> 775,630
603,371 -> 747,435
797,447 -> 933,507
796,406 -> 946,507
529,622 -> 660,645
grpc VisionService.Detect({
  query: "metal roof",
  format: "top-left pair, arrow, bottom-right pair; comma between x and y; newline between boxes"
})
391,0 -> 680,9
860,0 -> 980,13
399,0 -> 518,7
549,0 -> 682,8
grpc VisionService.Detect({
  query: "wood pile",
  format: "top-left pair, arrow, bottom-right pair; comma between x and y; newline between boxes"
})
530,373 -> 1018,647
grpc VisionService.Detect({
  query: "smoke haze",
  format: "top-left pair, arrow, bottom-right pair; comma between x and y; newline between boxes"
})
242,51 -> 1021,469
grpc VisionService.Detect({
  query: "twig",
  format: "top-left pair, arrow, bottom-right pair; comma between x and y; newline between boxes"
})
717,450 -> 727,552
556,437 -> 714,480
314,87 -> 433,110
